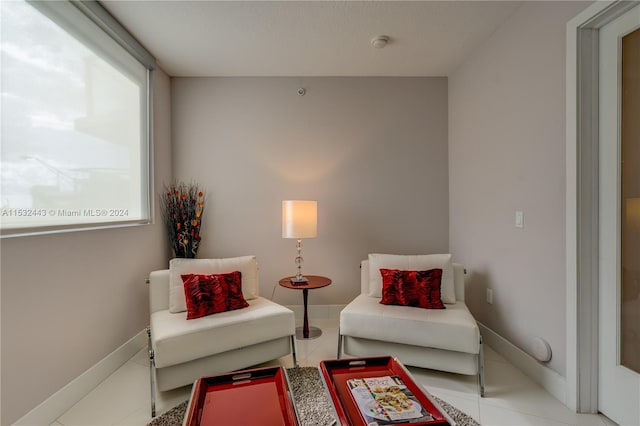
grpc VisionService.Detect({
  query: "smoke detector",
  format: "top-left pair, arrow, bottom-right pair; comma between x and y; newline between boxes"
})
371,35 -> 390,49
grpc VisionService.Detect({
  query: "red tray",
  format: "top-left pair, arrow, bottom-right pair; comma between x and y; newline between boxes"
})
319,357 -> 454,426
184,366 -> 298,426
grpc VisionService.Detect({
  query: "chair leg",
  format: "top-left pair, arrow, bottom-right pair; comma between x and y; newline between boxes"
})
337,329 -> 343,359
147,326 -> 156,418
478,335 -> 485,397
290,335 -> 299,367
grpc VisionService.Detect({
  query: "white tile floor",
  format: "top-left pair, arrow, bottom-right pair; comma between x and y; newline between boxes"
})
53,319 -> 614,426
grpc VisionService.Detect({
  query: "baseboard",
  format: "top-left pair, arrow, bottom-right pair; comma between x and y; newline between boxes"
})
285,304 -> 345,321
478,322 -> 567,405
14,329 -> 147,426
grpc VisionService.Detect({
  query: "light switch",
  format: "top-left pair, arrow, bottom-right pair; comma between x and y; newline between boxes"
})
515,211 -> 524,228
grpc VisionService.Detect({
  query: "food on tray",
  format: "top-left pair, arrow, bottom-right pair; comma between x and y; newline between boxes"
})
374,386 -> 413,411
347,375 -> 433,424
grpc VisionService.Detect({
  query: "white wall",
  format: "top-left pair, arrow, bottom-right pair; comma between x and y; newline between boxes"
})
171,77 -> 449,306
449,1 -> 590,376
0,68 -> 172,425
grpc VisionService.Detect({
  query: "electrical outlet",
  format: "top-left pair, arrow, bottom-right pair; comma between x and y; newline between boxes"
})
486,288 -> 493,304
515,211 -> 524,228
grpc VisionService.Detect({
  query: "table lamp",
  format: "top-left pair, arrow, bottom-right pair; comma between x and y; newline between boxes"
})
282,200 -> 317,283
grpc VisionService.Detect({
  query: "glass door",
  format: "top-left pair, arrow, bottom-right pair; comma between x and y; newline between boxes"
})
598,5 -> 640,425
621,22 -> 640,376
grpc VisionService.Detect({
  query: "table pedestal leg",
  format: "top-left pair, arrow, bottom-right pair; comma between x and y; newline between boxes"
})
295,288 -> 322,339
303,288 -> 309,338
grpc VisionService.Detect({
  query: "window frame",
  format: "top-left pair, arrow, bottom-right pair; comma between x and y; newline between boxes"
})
1,0 -> 156,238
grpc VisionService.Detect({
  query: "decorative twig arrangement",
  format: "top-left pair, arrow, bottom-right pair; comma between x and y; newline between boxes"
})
160,181 -> 205,258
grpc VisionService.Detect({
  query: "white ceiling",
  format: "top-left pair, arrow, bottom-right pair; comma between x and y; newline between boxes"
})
101,1 -> 522,77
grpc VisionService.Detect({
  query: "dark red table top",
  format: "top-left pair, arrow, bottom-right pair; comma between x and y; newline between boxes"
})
278,275 -> 331,290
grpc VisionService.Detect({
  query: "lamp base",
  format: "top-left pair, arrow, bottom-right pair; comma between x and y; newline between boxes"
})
290,276 -> 309,285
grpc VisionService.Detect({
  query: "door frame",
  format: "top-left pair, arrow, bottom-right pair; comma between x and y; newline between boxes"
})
566,0 -> 640,414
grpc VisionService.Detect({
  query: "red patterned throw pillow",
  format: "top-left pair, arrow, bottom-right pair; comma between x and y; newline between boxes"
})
181,271 -> 249,319
379,268 -> 445,309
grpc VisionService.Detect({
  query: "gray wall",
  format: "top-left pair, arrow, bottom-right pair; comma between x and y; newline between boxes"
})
0,68 -> 172,425
448,1 -> 589,376
171,77 -> 449,306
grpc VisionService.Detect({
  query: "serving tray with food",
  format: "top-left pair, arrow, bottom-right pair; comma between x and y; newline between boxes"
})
319,356 -> 454,426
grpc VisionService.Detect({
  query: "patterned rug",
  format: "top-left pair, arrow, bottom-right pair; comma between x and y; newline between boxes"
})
147,367 -> 481,426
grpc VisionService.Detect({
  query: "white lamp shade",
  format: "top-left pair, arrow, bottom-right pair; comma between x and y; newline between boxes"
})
282,200 -> 317,239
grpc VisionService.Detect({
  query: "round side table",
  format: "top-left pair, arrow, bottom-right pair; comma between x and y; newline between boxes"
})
279,275 -> 331,339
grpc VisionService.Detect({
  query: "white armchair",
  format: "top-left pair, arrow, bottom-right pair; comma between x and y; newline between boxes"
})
147,257 -> 297,416
338,257 -> 484,396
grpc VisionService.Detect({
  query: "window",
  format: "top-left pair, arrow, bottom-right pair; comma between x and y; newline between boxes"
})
0,0 -> 154,236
